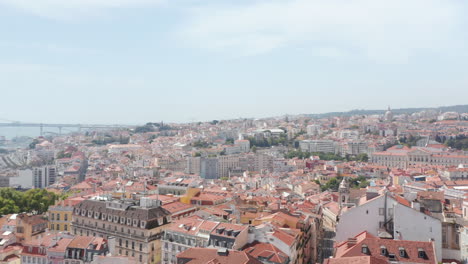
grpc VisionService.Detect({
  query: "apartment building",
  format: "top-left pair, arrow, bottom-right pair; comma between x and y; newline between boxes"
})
299,140 -> 337,154
72,197 -> 171,264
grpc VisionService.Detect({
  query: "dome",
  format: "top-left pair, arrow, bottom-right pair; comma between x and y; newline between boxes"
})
384,106 -> 393,121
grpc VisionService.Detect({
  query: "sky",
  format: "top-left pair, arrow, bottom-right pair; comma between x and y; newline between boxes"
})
0,0 -> 467,124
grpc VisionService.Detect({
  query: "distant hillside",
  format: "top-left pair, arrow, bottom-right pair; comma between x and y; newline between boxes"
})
306,105 -> 468,118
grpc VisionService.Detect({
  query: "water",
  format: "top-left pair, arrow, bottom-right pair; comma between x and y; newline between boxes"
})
0,127 -> 80,140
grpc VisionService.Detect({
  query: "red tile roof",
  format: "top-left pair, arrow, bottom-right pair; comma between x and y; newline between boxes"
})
176,248 -> 262,264
335,231 -> 436,264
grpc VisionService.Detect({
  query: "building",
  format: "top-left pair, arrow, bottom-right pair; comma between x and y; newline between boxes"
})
13,166 -> 57,189
335,194 -> 443,262
306,124 -> 321,136
72,197 -> 172,264
371,146 -> 468,169
185,157 -> 201,175
200,158 -> 219,179
33,166 -> 57,189
15,214 -> 48,242
64,236 -> 108,264
48,197 -> 85,233
299,140 -> 336,154
176,248 -> 262,264
330,231 -> 437,264
348,141 -> 368,155
161,218 -> 219,264
234,140 -> 250,153
209,222 -> 249,250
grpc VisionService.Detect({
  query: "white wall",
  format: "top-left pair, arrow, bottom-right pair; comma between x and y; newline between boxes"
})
11,169 -> 33,188
461,227 -> 468,264
393,203 -> 442,262
335,195 -> 395,242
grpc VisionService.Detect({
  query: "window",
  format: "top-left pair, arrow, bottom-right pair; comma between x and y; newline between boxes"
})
51,213 -> 55,221
65,214 -> 68,221
379,208 -> 384,215
126,240 -> 128,248
132,241 -> 135,250
139,243 -> 142,251
361,245 -> 369,254
399,247 -> 406,258
380,246 -> 387,256
139,255 -> 142,262
64,225 -> 68,231
119,239 -> 122,246
57,214 -> 60,221
418,249 -> 425,259
56,224 -> 60,230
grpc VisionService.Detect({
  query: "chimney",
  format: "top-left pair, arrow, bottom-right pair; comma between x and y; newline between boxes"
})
347,238 -> 357,248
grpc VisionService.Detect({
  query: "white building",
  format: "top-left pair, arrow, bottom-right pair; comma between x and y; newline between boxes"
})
306,125 -> 321,136
335,194 -> 442,262
234,140 -> 250,153
11,166 -> 56,189
299,140 -> 337,154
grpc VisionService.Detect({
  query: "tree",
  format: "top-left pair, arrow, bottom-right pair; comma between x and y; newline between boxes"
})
29,138 -> 40,149
0,188 -> 61,214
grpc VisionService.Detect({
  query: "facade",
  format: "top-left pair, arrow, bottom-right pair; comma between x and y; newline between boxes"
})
331,231 -> 437,264
185,157 -> 201,175
234,140 -> 250,153
161,218 -> 218,264
49,205 -> 72,233
335,194 -> 443,262
72,197 -> 171,264
200,158 -> 218,179
347,141 -> 368,155
15,214 -> 48,242
33,166 -> 57,189
306,124 -> 321,136
371,146 -> 468,169
299,140 -> 336,154
64,236 -> 108,264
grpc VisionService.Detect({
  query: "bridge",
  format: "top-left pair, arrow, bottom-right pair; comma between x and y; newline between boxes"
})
0,119 -> 132,136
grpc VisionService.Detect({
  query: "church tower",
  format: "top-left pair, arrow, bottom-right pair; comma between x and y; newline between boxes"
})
339,178 -> 350,208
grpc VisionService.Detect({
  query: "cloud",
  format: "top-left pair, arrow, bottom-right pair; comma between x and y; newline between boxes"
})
0,0 -> 165,20
179,0 -> 467,62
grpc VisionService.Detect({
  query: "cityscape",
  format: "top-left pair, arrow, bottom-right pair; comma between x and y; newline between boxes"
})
1,106 -> 468,264
1,0 -> 468,264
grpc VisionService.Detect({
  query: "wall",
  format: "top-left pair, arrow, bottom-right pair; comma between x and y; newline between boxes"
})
393,203 -> 442,262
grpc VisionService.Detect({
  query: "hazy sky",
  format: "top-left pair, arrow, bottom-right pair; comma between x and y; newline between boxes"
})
1,0 -> 467,124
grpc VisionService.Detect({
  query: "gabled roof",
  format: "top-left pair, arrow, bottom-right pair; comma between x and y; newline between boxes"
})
176,248 -> 262,264
243,242 -> 288,264
335,231 -> 436,264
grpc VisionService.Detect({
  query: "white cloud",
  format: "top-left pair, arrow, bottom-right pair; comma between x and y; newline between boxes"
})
179,0 -> 467,62
0,0 -> 165,20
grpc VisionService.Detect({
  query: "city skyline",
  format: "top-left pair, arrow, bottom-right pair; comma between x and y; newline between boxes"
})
1,0 -> 468,124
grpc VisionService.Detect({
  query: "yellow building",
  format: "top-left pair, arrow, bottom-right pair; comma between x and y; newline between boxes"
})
48,197 -> 84,232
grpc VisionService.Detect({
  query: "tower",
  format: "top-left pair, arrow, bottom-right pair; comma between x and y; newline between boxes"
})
339,178 -> 350,208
